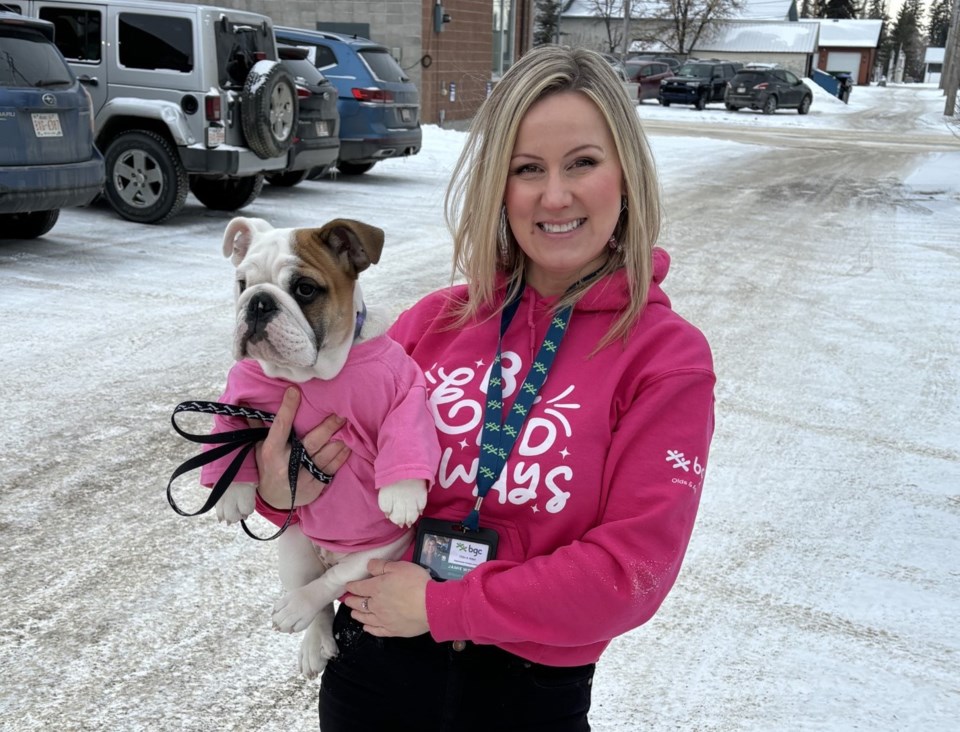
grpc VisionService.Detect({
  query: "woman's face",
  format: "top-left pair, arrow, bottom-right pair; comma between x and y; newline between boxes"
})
504,90 -> 625,296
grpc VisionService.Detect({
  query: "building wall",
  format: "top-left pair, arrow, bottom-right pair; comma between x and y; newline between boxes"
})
160,0 -> 533,125
420,0 -> 494,125
696,51 -> 811,79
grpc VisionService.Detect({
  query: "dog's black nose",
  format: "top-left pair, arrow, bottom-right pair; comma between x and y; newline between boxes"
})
246,292 -> 278,337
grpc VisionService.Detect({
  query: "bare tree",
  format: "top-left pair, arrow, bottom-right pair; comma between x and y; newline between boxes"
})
585,0 -> 629,53
637,0 -> 746,55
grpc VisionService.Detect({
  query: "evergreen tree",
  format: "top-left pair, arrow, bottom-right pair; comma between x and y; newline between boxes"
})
823,0 -> 859,18
867,0 -> 892,77
533,0 -> 564,46
888,0 -> 927,81
926,0 -> 952,47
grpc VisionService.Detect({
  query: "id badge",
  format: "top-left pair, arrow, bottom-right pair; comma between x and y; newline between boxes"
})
413,517 -> 499,581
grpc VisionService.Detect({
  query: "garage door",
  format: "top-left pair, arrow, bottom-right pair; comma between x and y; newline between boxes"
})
826,52 -> 861,84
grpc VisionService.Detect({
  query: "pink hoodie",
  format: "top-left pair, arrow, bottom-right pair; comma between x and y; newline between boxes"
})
388,249 -> 715,666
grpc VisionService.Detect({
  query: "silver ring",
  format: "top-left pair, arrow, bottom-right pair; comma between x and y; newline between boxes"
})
361,598 -> 369,612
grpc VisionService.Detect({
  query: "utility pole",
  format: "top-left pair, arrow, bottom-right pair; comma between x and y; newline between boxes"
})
944,0 -> 960,115
621,0 -> 631,61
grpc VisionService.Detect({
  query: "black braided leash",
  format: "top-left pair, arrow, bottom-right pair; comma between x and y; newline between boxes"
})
166,400 -> 332,541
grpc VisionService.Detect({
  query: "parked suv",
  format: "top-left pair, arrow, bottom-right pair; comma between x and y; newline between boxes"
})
725,67 -> 813,115
624,60 -> 673,102
658,61 -> 739,110
0,10 -> 104,238
14,0 -> 297,224
268,44 -> 340,187
274,26 -> 421,176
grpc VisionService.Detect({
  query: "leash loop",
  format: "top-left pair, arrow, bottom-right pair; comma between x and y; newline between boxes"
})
166,400 -> 332,540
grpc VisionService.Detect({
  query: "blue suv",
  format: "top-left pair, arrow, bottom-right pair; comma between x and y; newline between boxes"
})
274,27 -> 421,176
0,11 -> 104,238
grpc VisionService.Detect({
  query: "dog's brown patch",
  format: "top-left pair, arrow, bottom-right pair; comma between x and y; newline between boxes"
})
291,229 -> 357,347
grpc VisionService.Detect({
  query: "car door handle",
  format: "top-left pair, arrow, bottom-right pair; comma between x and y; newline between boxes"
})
78,75 -> 99,87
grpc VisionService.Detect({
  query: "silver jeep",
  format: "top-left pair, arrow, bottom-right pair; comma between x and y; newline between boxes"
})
16,0 -> 297,224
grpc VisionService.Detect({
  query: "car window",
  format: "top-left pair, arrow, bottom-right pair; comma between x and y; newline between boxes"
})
677,64 -> 710,78
359,48 -> 407,83
38,7 -> 101,62
280,55 -> 325,85
118,13 -> 192,72
772,70 -> 788,83
733,71 -> 765,84
784,70 -> 801,84
215,19 -> 274,88
0,24 -> 73,87
311,43 -> 338,70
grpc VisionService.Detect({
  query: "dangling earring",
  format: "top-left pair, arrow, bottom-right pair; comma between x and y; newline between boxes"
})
608,196 -> 626,252
498,205 -> 511,261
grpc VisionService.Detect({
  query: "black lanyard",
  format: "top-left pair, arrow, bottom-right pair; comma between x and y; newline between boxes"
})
166,400 -> 332,541
462,287 -> 572,531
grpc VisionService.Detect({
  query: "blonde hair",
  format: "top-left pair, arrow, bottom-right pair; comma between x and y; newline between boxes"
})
444,45 -> 662,348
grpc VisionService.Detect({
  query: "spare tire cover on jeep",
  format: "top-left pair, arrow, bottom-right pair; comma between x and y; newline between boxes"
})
242,60 -> 297,160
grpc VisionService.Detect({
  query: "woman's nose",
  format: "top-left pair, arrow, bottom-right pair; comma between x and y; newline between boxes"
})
541,173 -> 572,209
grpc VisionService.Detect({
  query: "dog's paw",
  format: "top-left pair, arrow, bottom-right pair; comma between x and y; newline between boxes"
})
272,588 -> 320,634
300,622 -> 339,679
378,480 -> 427,528
215,483 -> 256,525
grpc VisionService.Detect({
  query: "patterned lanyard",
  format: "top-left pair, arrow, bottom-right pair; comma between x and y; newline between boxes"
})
462,285 -> 572,531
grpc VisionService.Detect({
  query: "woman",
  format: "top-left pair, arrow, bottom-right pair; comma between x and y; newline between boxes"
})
258,45 -> 715,731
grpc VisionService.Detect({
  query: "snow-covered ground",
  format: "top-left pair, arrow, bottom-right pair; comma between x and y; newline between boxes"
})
0,82 -> 958,731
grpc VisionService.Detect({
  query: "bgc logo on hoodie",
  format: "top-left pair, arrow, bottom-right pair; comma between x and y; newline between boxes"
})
666,449 -> 705,493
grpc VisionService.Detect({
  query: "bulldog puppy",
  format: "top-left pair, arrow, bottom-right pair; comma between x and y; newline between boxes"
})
203,216 -> 439,679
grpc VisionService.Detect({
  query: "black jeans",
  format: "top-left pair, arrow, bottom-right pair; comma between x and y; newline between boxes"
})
318,604 -> 595,732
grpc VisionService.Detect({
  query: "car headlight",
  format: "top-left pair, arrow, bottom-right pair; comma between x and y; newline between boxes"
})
687,81 -> 700,88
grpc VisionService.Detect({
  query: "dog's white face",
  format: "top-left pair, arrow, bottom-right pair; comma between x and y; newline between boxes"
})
222,216 -> 384,382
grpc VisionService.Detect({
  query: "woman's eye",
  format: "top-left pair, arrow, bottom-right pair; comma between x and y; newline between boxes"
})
512,163 -> 540,175
572,157 -> 596,169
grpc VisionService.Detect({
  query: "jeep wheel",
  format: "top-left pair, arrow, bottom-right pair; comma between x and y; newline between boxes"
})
103,131 -> 188,224
659,99 -> 670,107
0,210 -> 59,239
725,103 -> 740,112
242,61 -> 297,160
762,96 -> 778,115
189,175 -> 264,211
265,169 -> 308,187
798,95 -> 812,115
695,92 -> 707,111
336,161 -> 376,176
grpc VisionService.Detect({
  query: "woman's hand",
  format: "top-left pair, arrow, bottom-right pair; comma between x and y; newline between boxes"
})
343,559 -> 432,638
251,387 -> 351,508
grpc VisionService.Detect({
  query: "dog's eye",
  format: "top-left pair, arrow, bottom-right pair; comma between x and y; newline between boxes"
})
237,279 -> 246,294
293,279 -> 323,303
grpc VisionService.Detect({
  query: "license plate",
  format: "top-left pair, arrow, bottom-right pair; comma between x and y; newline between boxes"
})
737,87 -> 745,93
207,125 -> 225,146
400,108 -> 412,123
315,120 -> 330,137
32,112 -> 62,138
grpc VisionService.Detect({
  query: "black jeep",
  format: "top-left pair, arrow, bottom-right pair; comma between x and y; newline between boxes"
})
658,61 -> 739,110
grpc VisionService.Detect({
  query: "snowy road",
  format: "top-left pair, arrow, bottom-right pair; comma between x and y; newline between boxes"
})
1,84 -> 958,731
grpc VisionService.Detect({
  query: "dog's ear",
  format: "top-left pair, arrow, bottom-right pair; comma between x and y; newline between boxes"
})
222,217 -> 274,265
317,219 -> 385,276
